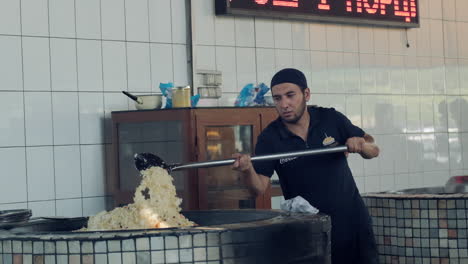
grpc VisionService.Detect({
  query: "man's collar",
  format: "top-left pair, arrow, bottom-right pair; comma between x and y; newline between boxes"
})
276,106 -> 320,139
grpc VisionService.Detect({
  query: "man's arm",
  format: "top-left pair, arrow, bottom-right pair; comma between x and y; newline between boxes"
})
346,133 -> 380,159
232,153 -> 271,196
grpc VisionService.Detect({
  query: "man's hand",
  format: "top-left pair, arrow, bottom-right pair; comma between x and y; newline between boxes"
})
232,153 -> 253,173
346,134 -> 380,159
346,137 -> 366,154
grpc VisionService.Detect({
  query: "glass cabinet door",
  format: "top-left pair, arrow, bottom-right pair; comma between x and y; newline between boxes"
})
196,111 -> 262,209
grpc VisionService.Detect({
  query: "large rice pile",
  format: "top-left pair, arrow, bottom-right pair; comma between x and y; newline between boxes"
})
82,166 -> 195,231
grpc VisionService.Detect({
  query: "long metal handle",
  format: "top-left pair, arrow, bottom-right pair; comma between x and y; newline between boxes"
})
171,146 -> 348,171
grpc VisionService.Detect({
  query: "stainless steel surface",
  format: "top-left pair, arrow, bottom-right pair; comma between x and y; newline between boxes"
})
171,145 -> 348,171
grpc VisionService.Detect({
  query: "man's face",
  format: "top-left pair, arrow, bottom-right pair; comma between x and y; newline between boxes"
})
271,83 -> 310,124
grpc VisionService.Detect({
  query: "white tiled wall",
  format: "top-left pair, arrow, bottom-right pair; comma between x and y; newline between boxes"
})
0,0 -> 189,216
2,0 -> 468,215
190,0 -> 468,201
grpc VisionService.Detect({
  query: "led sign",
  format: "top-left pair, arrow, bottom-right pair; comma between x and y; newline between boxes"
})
215,0 -> 419,28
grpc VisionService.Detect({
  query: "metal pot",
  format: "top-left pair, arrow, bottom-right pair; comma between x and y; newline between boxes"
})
122,91 -> 162,110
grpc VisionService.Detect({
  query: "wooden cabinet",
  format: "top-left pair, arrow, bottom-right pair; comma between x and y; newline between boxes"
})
109,107 -> 279,210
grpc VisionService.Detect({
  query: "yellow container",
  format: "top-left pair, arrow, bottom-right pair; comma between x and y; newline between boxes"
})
172,86 -> 191,108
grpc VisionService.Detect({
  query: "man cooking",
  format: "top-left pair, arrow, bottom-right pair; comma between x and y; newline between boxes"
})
232,68 -> 380,264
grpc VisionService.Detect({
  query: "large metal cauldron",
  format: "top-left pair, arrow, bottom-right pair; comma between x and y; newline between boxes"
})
1,210 -> 331,264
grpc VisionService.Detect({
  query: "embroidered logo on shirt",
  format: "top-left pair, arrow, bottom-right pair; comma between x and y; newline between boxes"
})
322,133 -> 337,147
279,157 -> 297,165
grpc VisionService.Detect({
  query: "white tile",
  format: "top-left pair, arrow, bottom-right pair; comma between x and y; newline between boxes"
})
0,203 -> 27,211
0,148 -> 26,203
104,93 -> 129,143
76,0 -> 101,39
406,96 -> 421,133
389,56 -> 405,95
26,147 -> 55,201
418,0 -> 429,19
327,52 -> 344,94
0,36 -> 22,91
420,96 -> 434,133
457,22 -> 468,59
348,154 -> 364,177
408,173 -> 424,188
361,95 -> 377,135
343,53 -> 360,94
388,29 -> 405,55
394,173 -> 410,191
309,23 -> 327,51
275,49 -> 293,71
292,50 -> 311,83
48,0 -> 76,38
255,19 -> 274,48
192,0 -> 215,45
447,96 -> 461,133
380,174 -> 395,192
125,0 -> 149,42
404,56 -> 419,95
255,48 -> 276,86
148,0 -> 172,43
341,25 -> 358,53
217,93 -> 237,107
77,40 -> 103,92
127,42 -> 151,93
236,47 -> 257,88
274,20 -> 292,49
81,145 -> 106,197
102,41 -> 127,92
150,43 -> 174,89
443,21 -> 457,59
449,133 -> 463,170
171,0 -> 187,45
431,57 -> 445,95
429,20 -> 444,58
445,59 -> 459,96
407,134 -> 423,172
325,25 -> 342,52
375,54 -> 391,94
374,96 -> 392,134
24,92 -> 53,146
56,199 -> 82,217
460,59 -> 468,95
20,0 -> 49,36
0,1 -> 20,35
455,0 -> 468,22
101,0 -> 126,40
391,95 -> 407,134
291,22 -> 309,50
462,133 -> 468,169
345,95 -> 362,128
0,92 -> 24,147
195,45 -> 216,72
83,197 -> 107,216
461,96 -> 468,132
394,135 -> 409,174
359,54 -> 376,94
421,134 -> 436,171
373,27 -> 388,55
310,51 -> 328,94
52,92 -> 80,145
422,171 -> 442,187
442,0 -> 456,21
433,96 -> 448,133
50,38 -> 78,91
235,17 -> 255,47
28,200 -> 56,217
417,57 -> 432,95
22,37 -> 51,91
405,27 -> 418,57
364,176 -> 380,192
429,0 -> 442,19
173,44 -> 189,86
54,146 -> 82,199
215,47 -> 237,93
215,17 -> 235,46
358,27 -> 374,54
79,92 -> 104,144
416,19 -> 431,57
435,133 -> 450,171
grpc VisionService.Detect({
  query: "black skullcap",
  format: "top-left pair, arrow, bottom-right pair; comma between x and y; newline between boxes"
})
270,68 -> 308,90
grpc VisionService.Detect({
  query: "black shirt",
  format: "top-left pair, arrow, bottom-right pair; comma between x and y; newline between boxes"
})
253,106 -> 365,217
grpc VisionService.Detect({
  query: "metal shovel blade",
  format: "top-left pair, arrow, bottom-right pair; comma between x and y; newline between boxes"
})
134,146 -> 347,172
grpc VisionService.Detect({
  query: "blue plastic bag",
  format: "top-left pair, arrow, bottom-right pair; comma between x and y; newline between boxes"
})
234,83 -> 256,107
253,83 -> 270,105
159,82 -> 174,108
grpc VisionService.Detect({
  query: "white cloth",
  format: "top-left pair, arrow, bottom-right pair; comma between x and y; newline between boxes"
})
280,196 -> 319,214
